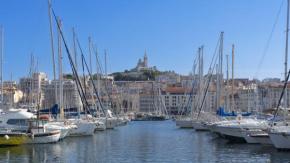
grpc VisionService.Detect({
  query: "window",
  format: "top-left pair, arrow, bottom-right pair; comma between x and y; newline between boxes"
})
6,119 -> 28,126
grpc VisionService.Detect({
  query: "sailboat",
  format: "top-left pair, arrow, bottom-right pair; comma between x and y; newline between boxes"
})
207,39 -> 265,141
176,52 -> 199,128
192,46 -> 212,131
268,0 -> 290,149
47,1 -> 96,137
192,35 -> 226,131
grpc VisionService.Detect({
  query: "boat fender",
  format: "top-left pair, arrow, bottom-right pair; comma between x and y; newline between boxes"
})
31,133 -> 34,140
237,115 -> 242,121
4,135 -> 9,140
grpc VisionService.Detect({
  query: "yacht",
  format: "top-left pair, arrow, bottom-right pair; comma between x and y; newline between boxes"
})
0,109 -> 35,132
214,116 -> 268,142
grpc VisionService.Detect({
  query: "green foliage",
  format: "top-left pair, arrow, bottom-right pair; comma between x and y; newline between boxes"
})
111,70 -> 161,81
63,74 -> 73,80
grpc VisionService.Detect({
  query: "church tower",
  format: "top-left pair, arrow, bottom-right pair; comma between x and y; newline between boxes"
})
144,50 -> 148,67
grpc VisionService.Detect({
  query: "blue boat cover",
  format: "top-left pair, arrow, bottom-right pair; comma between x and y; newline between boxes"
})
216,107 -> 251,117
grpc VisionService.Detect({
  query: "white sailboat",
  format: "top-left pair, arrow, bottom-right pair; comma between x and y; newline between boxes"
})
176,50 -> 199,128
193,34 -> 224,131
268,0 -> 290,149
67,119 -> 96,136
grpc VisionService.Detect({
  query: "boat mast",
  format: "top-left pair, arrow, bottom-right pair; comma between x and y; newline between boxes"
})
95,47 -> 101,114
226,54 -> 229,112
219,32 -> 224,109
30,54 -> 34,108
198,47 -> 203,114
47,0 -> 58,105
284,0 -> 289,113
201,46 -> 204,112
231,44 -> 235,112
0,26 -> 3,109
216,32 -> 224,110
216,63 -> 219,111
57,17 -> 64,120
73,28 -> 78,71
89,37 -> 93,74
104,50 -> 108,111
88,37 -> 94,111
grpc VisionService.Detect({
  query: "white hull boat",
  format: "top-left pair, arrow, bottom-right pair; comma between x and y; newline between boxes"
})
192,121 -> 208,131
27,130 -> 61,144
0,109 -> 35,132
117,117 -> 130,126
269,132 -> 290,149
269,126 -> 290,149
243,129 -> 271,144
68,120 -> 96,136
176,118 -> 192,128
214,118 -> 268,142
93,120 -> 106,131
99,117 -> 118,129
45,122 -> 74,139
106,118 -> 118,129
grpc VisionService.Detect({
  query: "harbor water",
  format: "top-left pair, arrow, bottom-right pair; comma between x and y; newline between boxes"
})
0,120 -> 290,163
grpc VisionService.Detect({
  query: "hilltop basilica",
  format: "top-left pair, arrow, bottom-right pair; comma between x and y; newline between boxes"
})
131,51 -> 157,72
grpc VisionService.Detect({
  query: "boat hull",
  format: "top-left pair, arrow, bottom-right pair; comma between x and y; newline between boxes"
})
69,121 -> 96,136
176,120 -> 192,128
0,133 -> 28,146
192,121 -> 209,131
94,123 -> 106,131
27,131 -> 61,144
250,135 -> 272,145
269,132 -> 290,150
243,130 -> 272,145
105,118 -> 118,129
215,126 -> 246,142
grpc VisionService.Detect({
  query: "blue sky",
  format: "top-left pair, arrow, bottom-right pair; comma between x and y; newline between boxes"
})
0,0 -> 287,80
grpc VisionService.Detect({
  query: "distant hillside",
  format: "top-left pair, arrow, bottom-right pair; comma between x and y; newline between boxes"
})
111,69 -> 161,81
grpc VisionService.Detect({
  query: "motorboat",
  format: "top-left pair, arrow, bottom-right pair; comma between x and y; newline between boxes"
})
214,116 -> 268,142
0,109 -> 35,132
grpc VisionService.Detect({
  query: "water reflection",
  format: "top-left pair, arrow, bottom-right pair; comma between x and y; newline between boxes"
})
0,121 -> 289,162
